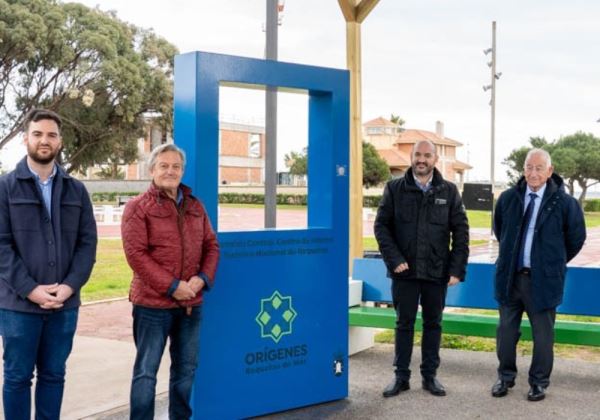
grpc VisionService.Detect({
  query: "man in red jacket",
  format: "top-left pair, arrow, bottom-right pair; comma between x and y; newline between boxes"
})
121,143 -> 219,420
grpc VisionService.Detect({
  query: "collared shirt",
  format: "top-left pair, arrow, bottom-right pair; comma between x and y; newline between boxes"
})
27,163 -> 57,218
522,183 -> 547,268
176,187 -> 183,206
415,175 -> 433,193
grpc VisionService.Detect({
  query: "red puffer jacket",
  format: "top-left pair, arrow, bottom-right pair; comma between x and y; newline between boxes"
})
121,183 -> 219,308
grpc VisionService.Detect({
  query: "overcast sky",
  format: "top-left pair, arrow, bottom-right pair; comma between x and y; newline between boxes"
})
4,1 -> 600,181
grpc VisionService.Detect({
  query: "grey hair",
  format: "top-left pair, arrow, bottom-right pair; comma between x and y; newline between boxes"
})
412,139 -> 437,156
148,143 -> 186,170
524,148 -> 552,168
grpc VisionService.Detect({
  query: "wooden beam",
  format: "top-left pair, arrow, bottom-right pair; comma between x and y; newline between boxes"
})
346,20 -> 364,265
356,0 -> 380,23
337,0 -> 357,22
337,0 -> 381,272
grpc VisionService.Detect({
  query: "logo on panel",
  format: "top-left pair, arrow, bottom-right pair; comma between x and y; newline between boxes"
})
255,290 -> 297,343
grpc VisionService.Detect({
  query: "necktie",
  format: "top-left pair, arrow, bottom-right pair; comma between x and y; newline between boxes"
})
517,193 -> 537,270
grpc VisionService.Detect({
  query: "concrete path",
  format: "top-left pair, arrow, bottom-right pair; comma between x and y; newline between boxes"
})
93,343 -> 600,419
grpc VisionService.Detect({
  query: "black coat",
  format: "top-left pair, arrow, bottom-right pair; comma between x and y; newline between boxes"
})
374,168 -> 470,283
493,173 -> 586,312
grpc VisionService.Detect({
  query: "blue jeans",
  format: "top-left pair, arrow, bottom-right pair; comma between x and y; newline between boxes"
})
130,305 -> 202,420
0,308 -> 78,420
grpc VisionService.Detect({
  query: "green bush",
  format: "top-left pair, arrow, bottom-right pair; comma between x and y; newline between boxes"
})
217,193 -> 307,206
91,191 -> 139,203
584,199 -> 600,212
363,195 -> 382,208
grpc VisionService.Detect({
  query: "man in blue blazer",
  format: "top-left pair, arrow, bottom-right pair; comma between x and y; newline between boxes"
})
491,148 -> 586,401
0,109 -> 97,419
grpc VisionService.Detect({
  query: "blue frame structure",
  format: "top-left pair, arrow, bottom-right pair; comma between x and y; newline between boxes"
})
174,51 -> 349,419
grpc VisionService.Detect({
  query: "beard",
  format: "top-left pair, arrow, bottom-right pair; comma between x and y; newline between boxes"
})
412,162 -> 433,177
27,145 -> 60,165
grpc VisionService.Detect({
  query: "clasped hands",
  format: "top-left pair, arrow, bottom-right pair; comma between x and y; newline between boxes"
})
172,276 -> 206,301
394,263 -> 460,286
27,283 -> 74,309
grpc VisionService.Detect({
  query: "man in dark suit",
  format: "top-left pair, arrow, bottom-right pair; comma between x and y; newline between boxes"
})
375,140 -> 469,398
491,148 -> 586,401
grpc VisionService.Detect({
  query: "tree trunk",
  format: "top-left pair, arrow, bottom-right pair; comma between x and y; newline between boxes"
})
567,179 -> 575,196
577,179 -> 587,209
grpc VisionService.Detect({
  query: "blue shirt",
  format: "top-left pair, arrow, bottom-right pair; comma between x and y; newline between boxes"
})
522,183 -> 546,268
28,163 -> 57,218
415,176 -> 433,193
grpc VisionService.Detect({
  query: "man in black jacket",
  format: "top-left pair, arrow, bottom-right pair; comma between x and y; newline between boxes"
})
374,139 -> 469,398
491,148 -> 585,402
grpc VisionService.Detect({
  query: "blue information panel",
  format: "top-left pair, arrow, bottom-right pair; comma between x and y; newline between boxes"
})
174,52 -> 349,419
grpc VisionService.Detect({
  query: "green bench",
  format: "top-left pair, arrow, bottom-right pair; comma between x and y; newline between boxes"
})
349,259 -> 600,347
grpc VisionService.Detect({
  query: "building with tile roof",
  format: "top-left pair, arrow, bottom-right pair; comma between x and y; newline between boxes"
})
363,117 -> 472,185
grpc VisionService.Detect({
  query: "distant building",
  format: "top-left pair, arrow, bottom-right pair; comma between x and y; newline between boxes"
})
218,121 -> 265,185
363,117 -> 472,185
80,120 -> 266,185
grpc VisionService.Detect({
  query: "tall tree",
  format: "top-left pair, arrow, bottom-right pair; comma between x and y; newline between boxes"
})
553,132 -> 600,204
390,114 -> 405,127
503,133 -> 600,205
284,148 -> 308,176
0,0 -> 177,173
502,137 -> 549,185
285,144 -> 390,188
362,141 -> 391,188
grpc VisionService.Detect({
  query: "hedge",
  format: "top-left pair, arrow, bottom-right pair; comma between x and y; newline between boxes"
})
90,191 -> 600,212
91,191 -> 140,202
585,199 -> 600,212
219,193 -> 307,205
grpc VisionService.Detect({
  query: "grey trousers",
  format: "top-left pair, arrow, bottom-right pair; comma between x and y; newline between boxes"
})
496,272 -> 556,387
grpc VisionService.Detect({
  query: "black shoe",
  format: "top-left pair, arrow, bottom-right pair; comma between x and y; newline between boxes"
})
491,379 -> 515,397
422,377 -> 446,396
382,378 -> 410,397
527,385 -> 546,401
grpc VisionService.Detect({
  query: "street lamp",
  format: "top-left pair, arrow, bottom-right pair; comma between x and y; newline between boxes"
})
483,21 -> 501,239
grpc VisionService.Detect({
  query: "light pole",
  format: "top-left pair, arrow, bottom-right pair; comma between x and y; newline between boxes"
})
483,21 -> 501,238
264,0 -> 284,228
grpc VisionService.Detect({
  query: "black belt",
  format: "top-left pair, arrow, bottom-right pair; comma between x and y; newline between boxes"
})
517,268 -> 531,275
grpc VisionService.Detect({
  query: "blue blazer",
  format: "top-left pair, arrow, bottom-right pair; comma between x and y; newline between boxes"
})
0,158 -> 97,313
493,173 -> 586,312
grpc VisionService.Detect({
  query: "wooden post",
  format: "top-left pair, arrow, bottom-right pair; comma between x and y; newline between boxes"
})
337,0 -> 380,271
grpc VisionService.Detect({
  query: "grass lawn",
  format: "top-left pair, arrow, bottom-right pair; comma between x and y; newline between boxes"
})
363,236 -> 488,251
81,239 -> 132,303
466,210 -> 600,229
374,316 -> 600,362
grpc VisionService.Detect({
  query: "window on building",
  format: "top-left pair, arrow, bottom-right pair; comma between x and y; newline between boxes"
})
366,127 -> 384,135
249,133 -> 261,158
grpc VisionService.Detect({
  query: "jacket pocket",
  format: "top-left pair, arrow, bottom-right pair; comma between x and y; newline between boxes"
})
61,201 -> 82,231
429,203 -> 449,225
9,198 -> 42,231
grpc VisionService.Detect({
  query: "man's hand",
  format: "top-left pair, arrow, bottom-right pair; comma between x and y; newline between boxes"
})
394,262 -> 409,273
188,276 -> 206,294
51,284 -> 74,303
448,276 -> 461,286
27,284 -> 63,309
172,281 -> 196,301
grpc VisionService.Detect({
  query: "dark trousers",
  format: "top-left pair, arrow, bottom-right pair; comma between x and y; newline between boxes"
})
391,279 -> 447,381
496,273 -> 556,387
0,308 -> 78,420
130,305 -> 202,420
